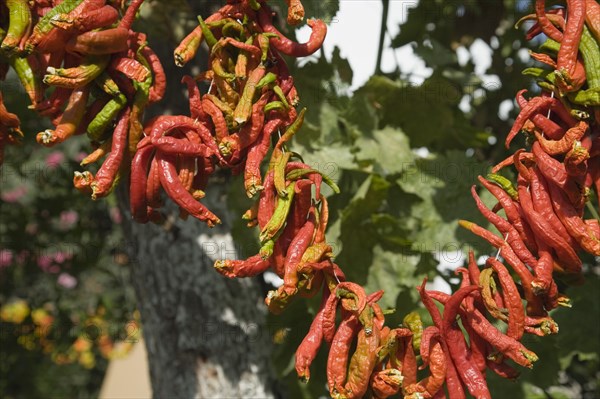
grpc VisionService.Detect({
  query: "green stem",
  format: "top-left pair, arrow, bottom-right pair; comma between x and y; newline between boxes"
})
375,0 -> 390,75
586,200 -> 600,222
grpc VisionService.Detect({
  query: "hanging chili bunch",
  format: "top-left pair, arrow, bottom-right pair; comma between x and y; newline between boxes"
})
0,0 -> 165,202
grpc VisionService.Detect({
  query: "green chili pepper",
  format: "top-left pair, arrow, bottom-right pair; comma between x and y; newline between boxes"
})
285,167 -> 341,194
567,87 -> 600,106
486,173 -> 519,200
402,311 -> 423,352
256,72 -> 278,89
197,15 -> 217,48
522,67 -> 556,84
273,86 -> 290,108
9,56 -> 43,106
44,55 -> 109,88
222,20 -> 245,39
259,181 -> 296,244
87,93 -> 127,141
1,0 -> 31,54
264,101 -> 286,113
95,73 -> 121,96
539,38 -> 560,54
25,0 -> 85,53
579,25 -> 600,89
276,108 -> 307,149
127,48 -> 153,155
272,149 -> 292,197
248,0 -> 261,11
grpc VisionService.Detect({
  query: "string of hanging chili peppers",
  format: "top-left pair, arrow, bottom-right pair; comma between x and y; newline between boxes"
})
1,0 -> 599,398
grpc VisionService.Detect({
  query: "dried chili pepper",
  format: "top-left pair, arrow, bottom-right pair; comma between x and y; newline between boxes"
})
36,86 -> 90,147
295,287 -> 328,382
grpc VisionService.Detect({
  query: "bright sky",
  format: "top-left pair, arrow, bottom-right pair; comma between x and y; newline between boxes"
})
298,1 -> 425,89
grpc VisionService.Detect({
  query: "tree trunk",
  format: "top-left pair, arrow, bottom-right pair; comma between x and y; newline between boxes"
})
119,179 -> 279,398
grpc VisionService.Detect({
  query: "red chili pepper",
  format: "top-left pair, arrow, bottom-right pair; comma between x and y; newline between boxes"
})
564,142 -> 590,176
214,253 -> 271,278
203,97 -> 230,143
486,358 -> 520,380
531,239 -> 555,295
257,170 -> 276,229
486,258 -> 526,340
547,179 -> 600,255
66,27 -> 129,55
152,135 -> 213,157
463,302 -> 538,369
146,157 -> 162,209
110,56 -> 150,83
471,185 -> 538,268
336,282 -> 368,319
532,141 -> 584,208
322,288 -> 341,344
295,287 -> 329,382
439,286 -> 491,399
156,152 -> 221,227
36,86 -> 89,146
514,89 -> 565,140
556,0 -> 586,90
370,369 -> 402,399
73,170 -> 94,195
119,0 -> 145,30
519,177 -> 581,272
244,118 -> 283,197
506,95 -> 553,148
257,6 -> 327,57
91,107 -> 131,199
534,0 -> 564,42
327,314 -> 359,395
478,176 -> 538,252
71,5 -> 119,31
181,75 -> 205,120
220,91 -> 270,156
130,145 -> 154,223
586,0 -> 600,40
283,210 -> 317,295
140,44 -> 166,103
528,168 -> 577,248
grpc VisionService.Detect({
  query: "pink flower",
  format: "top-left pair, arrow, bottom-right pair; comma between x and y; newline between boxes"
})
75,152 -> 87,163
53,251 -> 73,264
45,151 -> 65,170
59,210 -> 79,230
0,250 -> 13,268
37,255 -> 53,272
0,186 -> 27,203
57,273 -> 77,289
109,207 -> 122,224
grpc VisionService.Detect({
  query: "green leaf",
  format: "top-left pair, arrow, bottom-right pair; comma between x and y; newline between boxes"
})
364,245 -> 428,311
354,127 -> 414,176
412,39 -> 457,68
396,150 -> 495,253
331,46 -> 353,85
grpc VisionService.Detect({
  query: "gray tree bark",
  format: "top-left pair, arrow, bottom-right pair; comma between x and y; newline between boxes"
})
119,179 -> 280,398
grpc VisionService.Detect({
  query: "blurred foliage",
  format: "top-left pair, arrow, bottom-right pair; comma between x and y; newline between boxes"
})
0,73 -> 138,398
